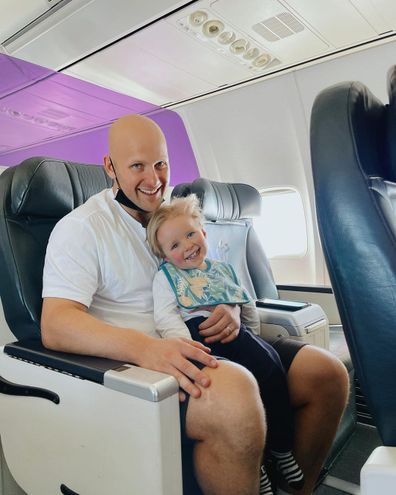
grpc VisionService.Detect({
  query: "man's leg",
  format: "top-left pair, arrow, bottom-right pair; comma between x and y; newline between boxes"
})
286,346 -> 349,495
185,360 -> 266,495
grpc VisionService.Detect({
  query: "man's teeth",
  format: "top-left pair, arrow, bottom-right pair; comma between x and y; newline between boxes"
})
139,186 -> 161,195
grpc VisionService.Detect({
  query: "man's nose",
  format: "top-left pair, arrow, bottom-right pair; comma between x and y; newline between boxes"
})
143,166 -> 161,186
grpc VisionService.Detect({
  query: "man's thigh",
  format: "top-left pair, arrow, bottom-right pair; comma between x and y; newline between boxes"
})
179,339 -> 307,442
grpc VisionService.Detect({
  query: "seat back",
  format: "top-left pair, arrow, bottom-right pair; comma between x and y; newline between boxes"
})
310,69 -> 396,444
0,157 -> 111,340
172,178 -> 278,300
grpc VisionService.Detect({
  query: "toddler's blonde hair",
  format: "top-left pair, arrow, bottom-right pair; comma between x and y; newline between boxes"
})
147,194 -> 204,258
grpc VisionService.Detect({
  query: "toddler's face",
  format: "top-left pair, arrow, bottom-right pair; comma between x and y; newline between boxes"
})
157,214 -> 207,269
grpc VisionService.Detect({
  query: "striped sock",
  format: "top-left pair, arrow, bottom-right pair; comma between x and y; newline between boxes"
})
271,450 -> 304,490
259,465 -> 274,495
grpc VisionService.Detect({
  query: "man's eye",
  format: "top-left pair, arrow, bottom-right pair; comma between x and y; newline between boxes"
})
156,161 -> 168,169
131,163 -> 143,170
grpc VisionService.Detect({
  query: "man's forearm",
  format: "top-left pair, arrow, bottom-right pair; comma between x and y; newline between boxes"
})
41,297 -> 152,364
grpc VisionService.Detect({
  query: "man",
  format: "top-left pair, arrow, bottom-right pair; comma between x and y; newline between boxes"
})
41,114 -> 349,495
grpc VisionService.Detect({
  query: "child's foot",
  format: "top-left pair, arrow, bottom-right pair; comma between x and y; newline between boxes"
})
259,465 -> 274,495
271,450 -> 304,490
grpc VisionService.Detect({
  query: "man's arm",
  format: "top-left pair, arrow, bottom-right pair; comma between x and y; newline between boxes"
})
41,297 -> 217,398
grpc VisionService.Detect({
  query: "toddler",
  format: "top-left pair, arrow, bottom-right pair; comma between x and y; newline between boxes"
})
147,195 -> 304,495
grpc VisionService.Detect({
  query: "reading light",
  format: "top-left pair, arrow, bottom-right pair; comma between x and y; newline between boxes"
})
243,47 -> 259,60
218,30 -> 236,44
253,53 -> 271,68
176,11 -> 279,72
189,10 -> 208,27
202,20 -> 224,38
230,39 -> 249,55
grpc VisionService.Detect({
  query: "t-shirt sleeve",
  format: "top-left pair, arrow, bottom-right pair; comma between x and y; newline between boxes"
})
152,270 -> 191,339
42,216 -> 100,308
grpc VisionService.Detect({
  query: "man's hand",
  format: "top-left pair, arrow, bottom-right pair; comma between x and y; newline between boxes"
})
198,304 -> 241,344
137,337 -> 218,400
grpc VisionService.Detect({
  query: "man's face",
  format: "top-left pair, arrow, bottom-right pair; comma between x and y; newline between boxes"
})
107,127 -> 169,213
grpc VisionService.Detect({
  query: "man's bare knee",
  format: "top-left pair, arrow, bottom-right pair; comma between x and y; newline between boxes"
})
288,345 -> 349,408
186,361 -> 266,453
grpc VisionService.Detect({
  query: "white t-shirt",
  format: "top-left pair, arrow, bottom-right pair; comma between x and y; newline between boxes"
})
42,189 -> 161,337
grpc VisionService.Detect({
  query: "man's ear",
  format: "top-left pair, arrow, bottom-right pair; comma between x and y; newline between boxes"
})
103,155 -> 116,180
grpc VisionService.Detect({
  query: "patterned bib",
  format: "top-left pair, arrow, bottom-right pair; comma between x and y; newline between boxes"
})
160,259 -> 250,309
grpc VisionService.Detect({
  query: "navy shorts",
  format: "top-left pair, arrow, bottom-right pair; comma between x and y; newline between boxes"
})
179,336 -> 306,445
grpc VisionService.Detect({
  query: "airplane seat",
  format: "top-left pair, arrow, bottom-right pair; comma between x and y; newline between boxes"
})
172,178 -> 330,346
387,65 -> 396,182
172,178 -> 356,468
0,157 -> 184,495
310,75 -> 396,449
0,157 -> 112,340
172,179 -> 278,300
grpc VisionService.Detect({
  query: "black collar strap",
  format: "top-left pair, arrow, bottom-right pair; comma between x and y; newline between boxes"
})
109,156 -> 149,213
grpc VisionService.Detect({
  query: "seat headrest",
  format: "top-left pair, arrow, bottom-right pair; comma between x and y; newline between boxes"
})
10,157 -> 111,218
387,65 -> 396,106
172,178 -> 261,221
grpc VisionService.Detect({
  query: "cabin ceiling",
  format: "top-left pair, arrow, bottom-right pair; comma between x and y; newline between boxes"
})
1,0 -> 396,107
1,0 -> 396,158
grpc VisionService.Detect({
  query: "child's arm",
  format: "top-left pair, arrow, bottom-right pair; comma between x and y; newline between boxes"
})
226,262 -> 261,335
241,300 -> 261,335
153,271 -> 193,339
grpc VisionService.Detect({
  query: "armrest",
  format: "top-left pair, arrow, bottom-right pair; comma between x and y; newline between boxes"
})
0,341 -> 182,494
256,298 -> 310,312
256,300 -> 329,349
3,338 -> 178,401
361,447 -> 396,495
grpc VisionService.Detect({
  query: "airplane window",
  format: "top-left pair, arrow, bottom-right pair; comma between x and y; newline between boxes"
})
253,188 -> 307,259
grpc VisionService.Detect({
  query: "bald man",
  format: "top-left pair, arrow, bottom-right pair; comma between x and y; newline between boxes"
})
41,114 -> 348,495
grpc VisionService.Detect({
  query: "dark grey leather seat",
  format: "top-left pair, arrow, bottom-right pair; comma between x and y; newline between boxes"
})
0,157 -> 111,340
310,66 -> 396,445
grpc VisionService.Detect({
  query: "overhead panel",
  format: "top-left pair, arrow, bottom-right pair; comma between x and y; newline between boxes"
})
65,16 -> 255,105
282,0 -> 379,45
12,0 -> 396,107
0,0 -> 52,43
2,0 -> 192,70
0,53 -> 157,155
169,6 -> 282,76
350,0 -> 396,32
210,0 -> 328,64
